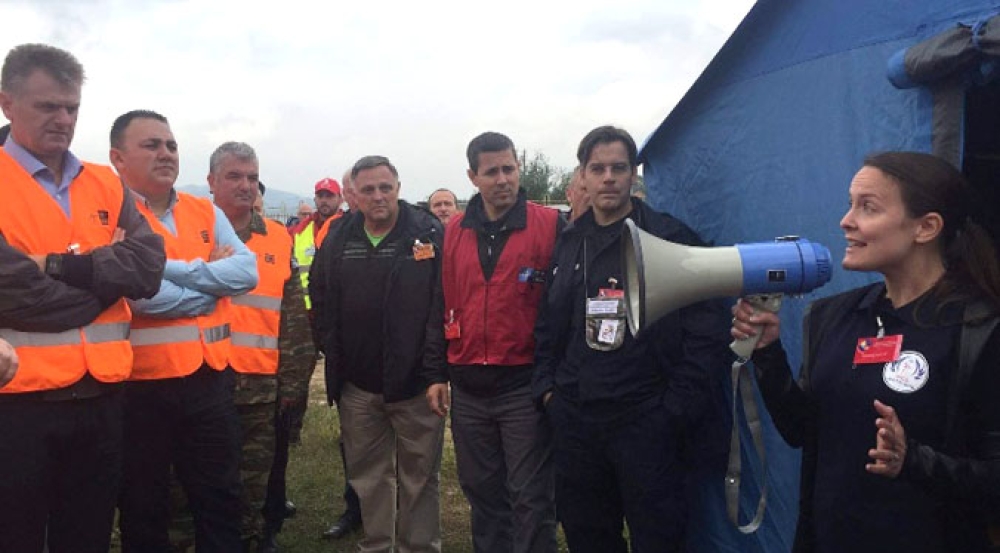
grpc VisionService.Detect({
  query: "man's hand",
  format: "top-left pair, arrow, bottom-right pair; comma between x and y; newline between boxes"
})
210,245 -> 234,261
426,383 -> 450,417
0,338 -> 19,388
28,254 -> 46,271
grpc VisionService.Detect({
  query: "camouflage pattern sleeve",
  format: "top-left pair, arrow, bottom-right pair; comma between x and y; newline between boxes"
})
276,252 -> 317,401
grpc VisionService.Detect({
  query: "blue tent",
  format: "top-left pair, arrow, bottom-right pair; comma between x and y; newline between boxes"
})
639,1 -> 1000,551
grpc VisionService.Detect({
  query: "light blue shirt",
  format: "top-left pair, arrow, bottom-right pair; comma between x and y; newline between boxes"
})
3,137 -> 83,217
129,190 -> 258,318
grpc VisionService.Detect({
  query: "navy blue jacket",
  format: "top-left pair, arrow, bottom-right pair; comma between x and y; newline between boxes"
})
531,198 -> 730,428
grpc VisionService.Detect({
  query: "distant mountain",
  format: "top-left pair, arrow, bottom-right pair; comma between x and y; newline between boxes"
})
176,185 -> 311,220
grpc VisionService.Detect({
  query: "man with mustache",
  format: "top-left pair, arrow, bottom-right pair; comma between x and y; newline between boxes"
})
110,109 -> 258,552
209,143 -> 315,552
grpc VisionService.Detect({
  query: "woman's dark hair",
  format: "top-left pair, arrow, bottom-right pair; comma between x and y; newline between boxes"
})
864,151 -> 1000,316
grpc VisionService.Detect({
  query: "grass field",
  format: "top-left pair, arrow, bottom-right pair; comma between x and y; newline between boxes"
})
275,367 -> 570,552
114,366 -> 568,552
274,368 -> 476,552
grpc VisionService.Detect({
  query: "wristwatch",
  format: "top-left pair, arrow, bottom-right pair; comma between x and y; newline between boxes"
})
44,253 -> 63,280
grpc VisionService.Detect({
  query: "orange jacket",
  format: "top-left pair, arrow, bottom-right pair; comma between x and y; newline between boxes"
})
229,218 -> 292,375
129,193 -> 231,379
0,154 -> 133,392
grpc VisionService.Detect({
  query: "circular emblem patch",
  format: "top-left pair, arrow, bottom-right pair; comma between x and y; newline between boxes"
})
883,350 -> 929,393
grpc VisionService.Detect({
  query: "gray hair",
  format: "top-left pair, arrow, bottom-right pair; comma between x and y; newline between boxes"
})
209,141 -> 257,174
1,43 -> 84,94
351,155 -> 398,180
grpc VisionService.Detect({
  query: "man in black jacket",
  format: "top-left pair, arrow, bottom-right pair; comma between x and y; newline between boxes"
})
310,155 -> 446,552
532,126 -> 728,553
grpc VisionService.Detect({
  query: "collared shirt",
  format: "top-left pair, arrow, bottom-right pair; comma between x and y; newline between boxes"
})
3,137 -> 83,217
128,188 -> 258,318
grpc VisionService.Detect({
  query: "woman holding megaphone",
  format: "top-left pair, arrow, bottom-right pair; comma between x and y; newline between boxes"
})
731,151 -> 1000,553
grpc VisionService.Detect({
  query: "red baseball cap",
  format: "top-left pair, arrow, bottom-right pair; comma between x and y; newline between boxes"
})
314,178 -> 341,194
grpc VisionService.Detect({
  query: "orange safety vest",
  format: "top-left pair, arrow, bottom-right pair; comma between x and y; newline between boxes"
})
129,193 -> 231,379
0,153 -> 133,392
229,218 -> 291,375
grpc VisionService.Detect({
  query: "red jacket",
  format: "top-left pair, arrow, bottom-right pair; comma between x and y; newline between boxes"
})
442,199 -> 559,366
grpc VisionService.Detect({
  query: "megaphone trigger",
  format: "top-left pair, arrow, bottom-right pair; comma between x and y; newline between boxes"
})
729,294 -> 783,361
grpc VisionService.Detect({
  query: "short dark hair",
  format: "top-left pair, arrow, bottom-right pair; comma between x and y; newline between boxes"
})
466,132 -> 516,173
576,125 -> 638,169
258,181 -> 266,196
351,155 -> 398,180
110,110 -> 169,148
1,43 -> 84,95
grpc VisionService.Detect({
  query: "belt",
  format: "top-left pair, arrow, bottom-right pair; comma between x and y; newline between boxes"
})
0,373 -> 122,403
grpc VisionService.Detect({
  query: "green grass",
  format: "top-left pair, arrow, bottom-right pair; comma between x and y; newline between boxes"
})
115,367 -> 568,552
276,372 -> 475,552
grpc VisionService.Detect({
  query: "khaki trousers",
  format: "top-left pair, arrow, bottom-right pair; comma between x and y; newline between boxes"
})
340,383 -> 445,553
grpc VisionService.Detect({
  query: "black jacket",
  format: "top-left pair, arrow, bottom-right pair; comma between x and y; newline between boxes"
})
753,283 -> 1000,553
310,201 -> 446,404
531,197 -> 730,427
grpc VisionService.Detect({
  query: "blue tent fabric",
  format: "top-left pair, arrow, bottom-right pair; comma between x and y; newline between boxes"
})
639,1 -> 1000,551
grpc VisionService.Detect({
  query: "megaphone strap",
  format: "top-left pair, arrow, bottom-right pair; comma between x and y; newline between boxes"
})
725,358 -> 769,534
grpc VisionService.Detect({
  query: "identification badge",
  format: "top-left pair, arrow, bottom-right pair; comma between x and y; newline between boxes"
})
853,335 -> 903,364
413,240 -> 435,261
518,267 -> 547,284
598,319 -> 621,344
585,295 -> 626,351
599,288 -> 624,298
587,299 -> 620,316
444,309 -> 461,340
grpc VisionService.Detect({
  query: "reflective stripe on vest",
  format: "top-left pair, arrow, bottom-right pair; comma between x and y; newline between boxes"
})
129,323 -> 230,347
231,331 -> 279,350
231,294 -> 282,311
0,155 -> 134,392
0,322 -> 129,347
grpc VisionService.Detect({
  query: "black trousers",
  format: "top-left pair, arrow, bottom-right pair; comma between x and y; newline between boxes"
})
119,365 -> 243,553
0,390 -> 123,553
547,394 -> 688,553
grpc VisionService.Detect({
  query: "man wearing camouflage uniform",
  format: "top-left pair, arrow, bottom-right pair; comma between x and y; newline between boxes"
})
209,142 -> 315,553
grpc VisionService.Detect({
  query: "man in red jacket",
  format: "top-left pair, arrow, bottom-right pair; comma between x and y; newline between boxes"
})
426,132 -> 562,553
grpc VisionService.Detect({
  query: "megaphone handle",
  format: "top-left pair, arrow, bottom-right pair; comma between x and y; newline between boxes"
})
729,293 -> 784,361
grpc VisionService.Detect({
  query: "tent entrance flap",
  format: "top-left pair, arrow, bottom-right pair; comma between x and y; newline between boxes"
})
962,80 -> 1000,247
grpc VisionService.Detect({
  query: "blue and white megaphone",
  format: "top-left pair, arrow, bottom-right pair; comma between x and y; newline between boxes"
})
622,219 -> 832,356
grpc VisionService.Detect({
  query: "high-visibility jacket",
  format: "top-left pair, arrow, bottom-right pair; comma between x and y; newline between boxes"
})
0,153 -> 133,392
129,193 -> 231,379
229,218 -> 291,375
292,213 -> 339,309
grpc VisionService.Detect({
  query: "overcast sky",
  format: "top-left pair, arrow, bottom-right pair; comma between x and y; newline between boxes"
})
1,0 -> 755,204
